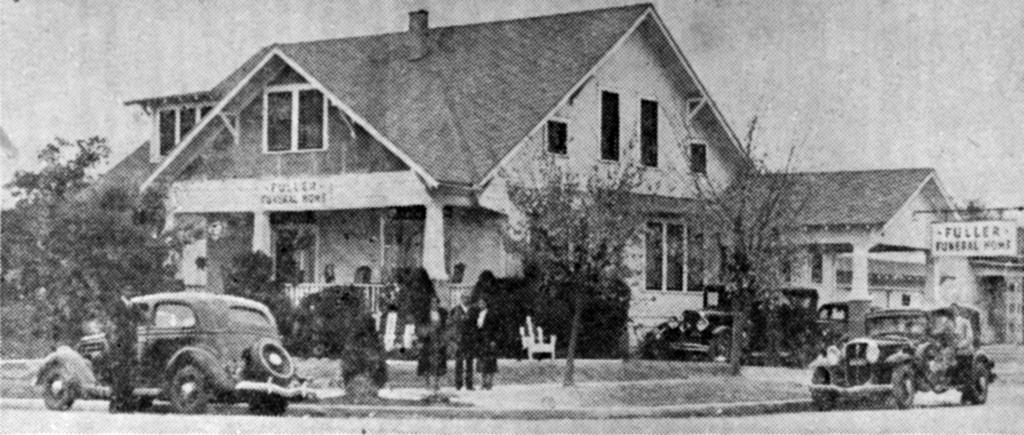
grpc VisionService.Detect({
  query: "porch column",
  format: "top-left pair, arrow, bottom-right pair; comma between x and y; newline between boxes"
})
422,201 -> 449,280
850,243 -> 871,301
848,242 -> 872,336
922,250 -> 936,305
821,250 -> 837,301
252,211 -> 272,255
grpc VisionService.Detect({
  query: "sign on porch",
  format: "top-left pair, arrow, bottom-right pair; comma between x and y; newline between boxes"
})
259,179 -> 329,209
931,220 -> 1019,257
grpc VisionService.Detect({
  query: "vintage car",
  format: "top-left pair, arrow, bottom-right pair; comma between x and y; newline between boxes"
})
817,302 -> 852,350
808,306 -> 996,410
648,288 -> 820,365
34,292 -> 314,415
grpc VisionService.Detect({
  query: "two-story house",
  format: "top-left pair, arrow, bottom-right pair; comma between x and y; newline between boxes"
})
114,4 -> 748,330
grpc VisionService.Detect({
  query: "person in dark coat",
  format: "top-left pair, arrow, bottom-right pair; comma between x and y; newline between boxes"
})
475,297 -> 499,389
448,292 -> 478,390
416,296 -> 447,392
106,296 -> 146,413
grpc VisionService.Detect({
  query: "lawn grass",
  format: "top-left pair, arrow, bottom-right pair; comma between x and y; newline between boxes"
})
296,358 -> 735,389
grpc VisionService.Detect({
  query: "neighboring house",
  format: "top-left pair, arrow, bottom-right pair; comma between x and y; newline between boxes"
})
777,168 -> 1024,343
117,5 -> 748,330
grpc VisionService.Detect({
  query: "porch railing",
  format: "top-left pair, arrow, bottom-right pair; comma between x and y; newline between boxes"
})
285,282 -> 387,313
286,281 -> 475,312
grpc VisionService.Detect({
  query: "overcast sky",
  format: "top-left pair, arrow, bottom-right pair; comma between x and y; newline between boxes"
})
2,0 -> 1023,208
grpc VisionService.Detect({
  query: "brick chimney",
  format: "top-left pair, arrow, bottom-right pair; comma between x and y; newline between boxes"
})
407,10 -> 429,60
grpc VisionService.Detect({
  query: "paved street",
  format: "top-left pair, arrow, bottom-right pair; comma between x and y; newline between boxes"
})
2,383 -> 1021,433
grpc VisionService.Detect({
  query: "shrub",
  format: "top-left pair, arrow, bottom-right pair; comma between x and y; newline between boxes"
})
223,252 -> 294,338
471,270 -> 630,359
317,285 -> 387,398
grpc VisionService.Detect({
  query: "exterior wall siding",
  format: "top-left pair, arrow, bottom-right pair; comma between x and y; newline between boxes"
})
180,68 -> 406,181
483,24 -> 736,328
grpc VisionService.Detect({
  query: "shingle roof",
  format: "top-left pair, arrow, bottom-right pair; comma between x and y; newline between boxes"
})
281,5 -> 649,185
134,5 -> 652,186
778,168 -> 935,227
91,142 -> 158,194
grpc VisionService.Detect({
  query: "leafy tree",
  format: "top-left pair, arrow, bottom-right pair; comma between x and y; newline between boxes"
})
691,117 -> 807,374
505,157 -> 644,386
3,137 -> 178,343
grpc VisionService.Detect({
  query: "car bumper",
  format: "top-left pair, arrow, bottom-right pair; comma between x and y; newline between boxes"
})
234,380 -> 317,401
809,383 -> 893,396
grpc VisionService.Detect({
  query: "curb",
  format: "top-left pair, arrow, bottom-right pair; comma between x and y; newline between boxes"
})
289,399 -> 815,420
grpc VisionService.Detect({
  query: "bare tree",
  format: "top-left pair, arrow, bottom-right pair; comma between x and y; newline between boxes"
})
690,116 -> 808,375
504,154 -> 645,386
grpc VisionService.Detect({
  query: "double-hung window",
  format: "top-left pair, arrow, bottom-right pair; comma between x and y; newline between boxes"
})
158,104 -> 212,156
646,222 -> 705,292
264,86 -> 328,153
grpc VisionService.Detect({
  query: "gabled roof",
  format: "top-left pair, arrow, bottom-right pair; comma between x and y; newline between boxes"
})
135,5 -> 672,187
779,168 -> 937,227
280,5 -> 650,186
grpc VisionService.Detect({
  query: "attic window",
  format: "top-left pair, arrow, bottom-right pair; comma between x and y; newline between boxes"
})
689,142 -> 707,175
640,99 -> 658,167
546,120 -> 567,155
158,104 -> 213,156
264,85 -> 328,153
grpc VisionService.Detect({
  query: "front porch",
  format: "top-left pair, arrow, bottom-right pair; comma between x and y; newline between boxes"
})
169,173 -> 510,311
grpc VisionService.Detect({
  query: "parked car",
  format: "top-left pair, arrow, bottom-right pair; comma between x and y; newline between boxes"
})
34,292 -> 315,415
808,306 -> 996,410
650,288 -> 821,365
817,302 -> 852,350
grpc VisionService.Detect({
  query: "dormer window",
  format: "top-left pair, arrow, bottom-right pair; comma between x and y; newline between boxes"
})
546,119 -> 568,155
264,85 -> 328,153
690,142 -> 707,175
158,104 -> 213,156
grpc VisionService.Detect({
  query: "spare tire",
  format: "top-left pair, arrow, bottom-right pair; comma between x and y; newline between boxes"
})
246,339 -> 295,382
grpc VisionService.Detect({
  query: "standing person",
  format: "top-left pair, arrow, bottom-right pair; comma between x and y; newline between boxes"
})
475,297 -> 499,390
448,292 -> 477,390
416,296 -> 447,393
107,296 -> 145,413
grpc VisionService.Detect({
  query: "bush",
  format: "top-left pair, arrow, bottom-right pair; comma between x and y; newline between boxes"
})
471,270 -> 630,359
316,285 -> 387,398
393,267 -> 436,325
223,252 -> 294,339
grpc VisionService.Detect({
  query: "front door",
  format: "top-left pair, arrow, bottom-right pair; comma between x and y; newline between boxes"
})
137,302 -> 199,387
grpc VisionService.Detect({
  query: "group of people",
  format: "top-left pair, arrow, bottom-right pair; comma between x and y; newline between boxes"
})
416,293 -> 499,392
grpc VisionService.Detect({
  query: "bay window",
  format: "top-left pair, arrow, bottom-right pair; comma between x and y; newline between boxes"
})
264,86 -> 328,153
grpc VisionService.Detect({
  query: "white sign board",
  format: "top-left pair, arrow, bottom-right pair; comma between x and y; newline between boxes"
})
259,179 -> 329,209
931,220 -> 1018,257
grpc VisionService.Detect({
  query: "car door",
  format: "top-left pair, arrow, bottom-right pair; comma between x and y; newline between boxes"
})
137,302 -> 199,387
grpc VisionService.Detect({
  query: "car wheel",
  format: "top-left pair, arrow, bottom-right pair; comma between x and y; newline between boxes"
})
709,334 -> 730,363
41,367 -> 78,411
810,368 -> 836,411
136,397 -> 154,412
248,339 -> 295,382
891,364 -> 915,409
169,365 -> 210,414
249,395 -> 288,416
960,364 -> 989,405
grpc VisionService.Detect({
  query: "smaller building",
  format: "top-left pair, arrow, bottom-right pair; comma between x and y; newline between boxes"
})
780,168 -> 1024,344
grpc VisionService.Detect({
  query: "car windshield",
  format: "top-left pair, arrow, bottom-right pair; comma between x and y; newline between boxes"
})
228,306 -> 273,330
867,314 -> 927,337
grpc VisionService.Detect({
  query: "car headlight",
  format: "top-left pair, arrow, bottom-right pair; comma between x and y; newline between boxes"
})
866,342 -> 880,363
826,345 -> 841,365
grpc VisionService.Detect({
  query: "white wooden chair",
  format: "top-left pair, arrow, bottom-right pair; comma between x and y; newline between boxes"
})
518,316 -> 557,360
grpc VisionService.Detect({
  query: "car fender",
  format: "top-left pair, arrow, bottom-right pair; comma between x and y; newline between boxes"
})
165,346 -> 234,391
34,346 -> 97,388
807,355 -> 833,369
